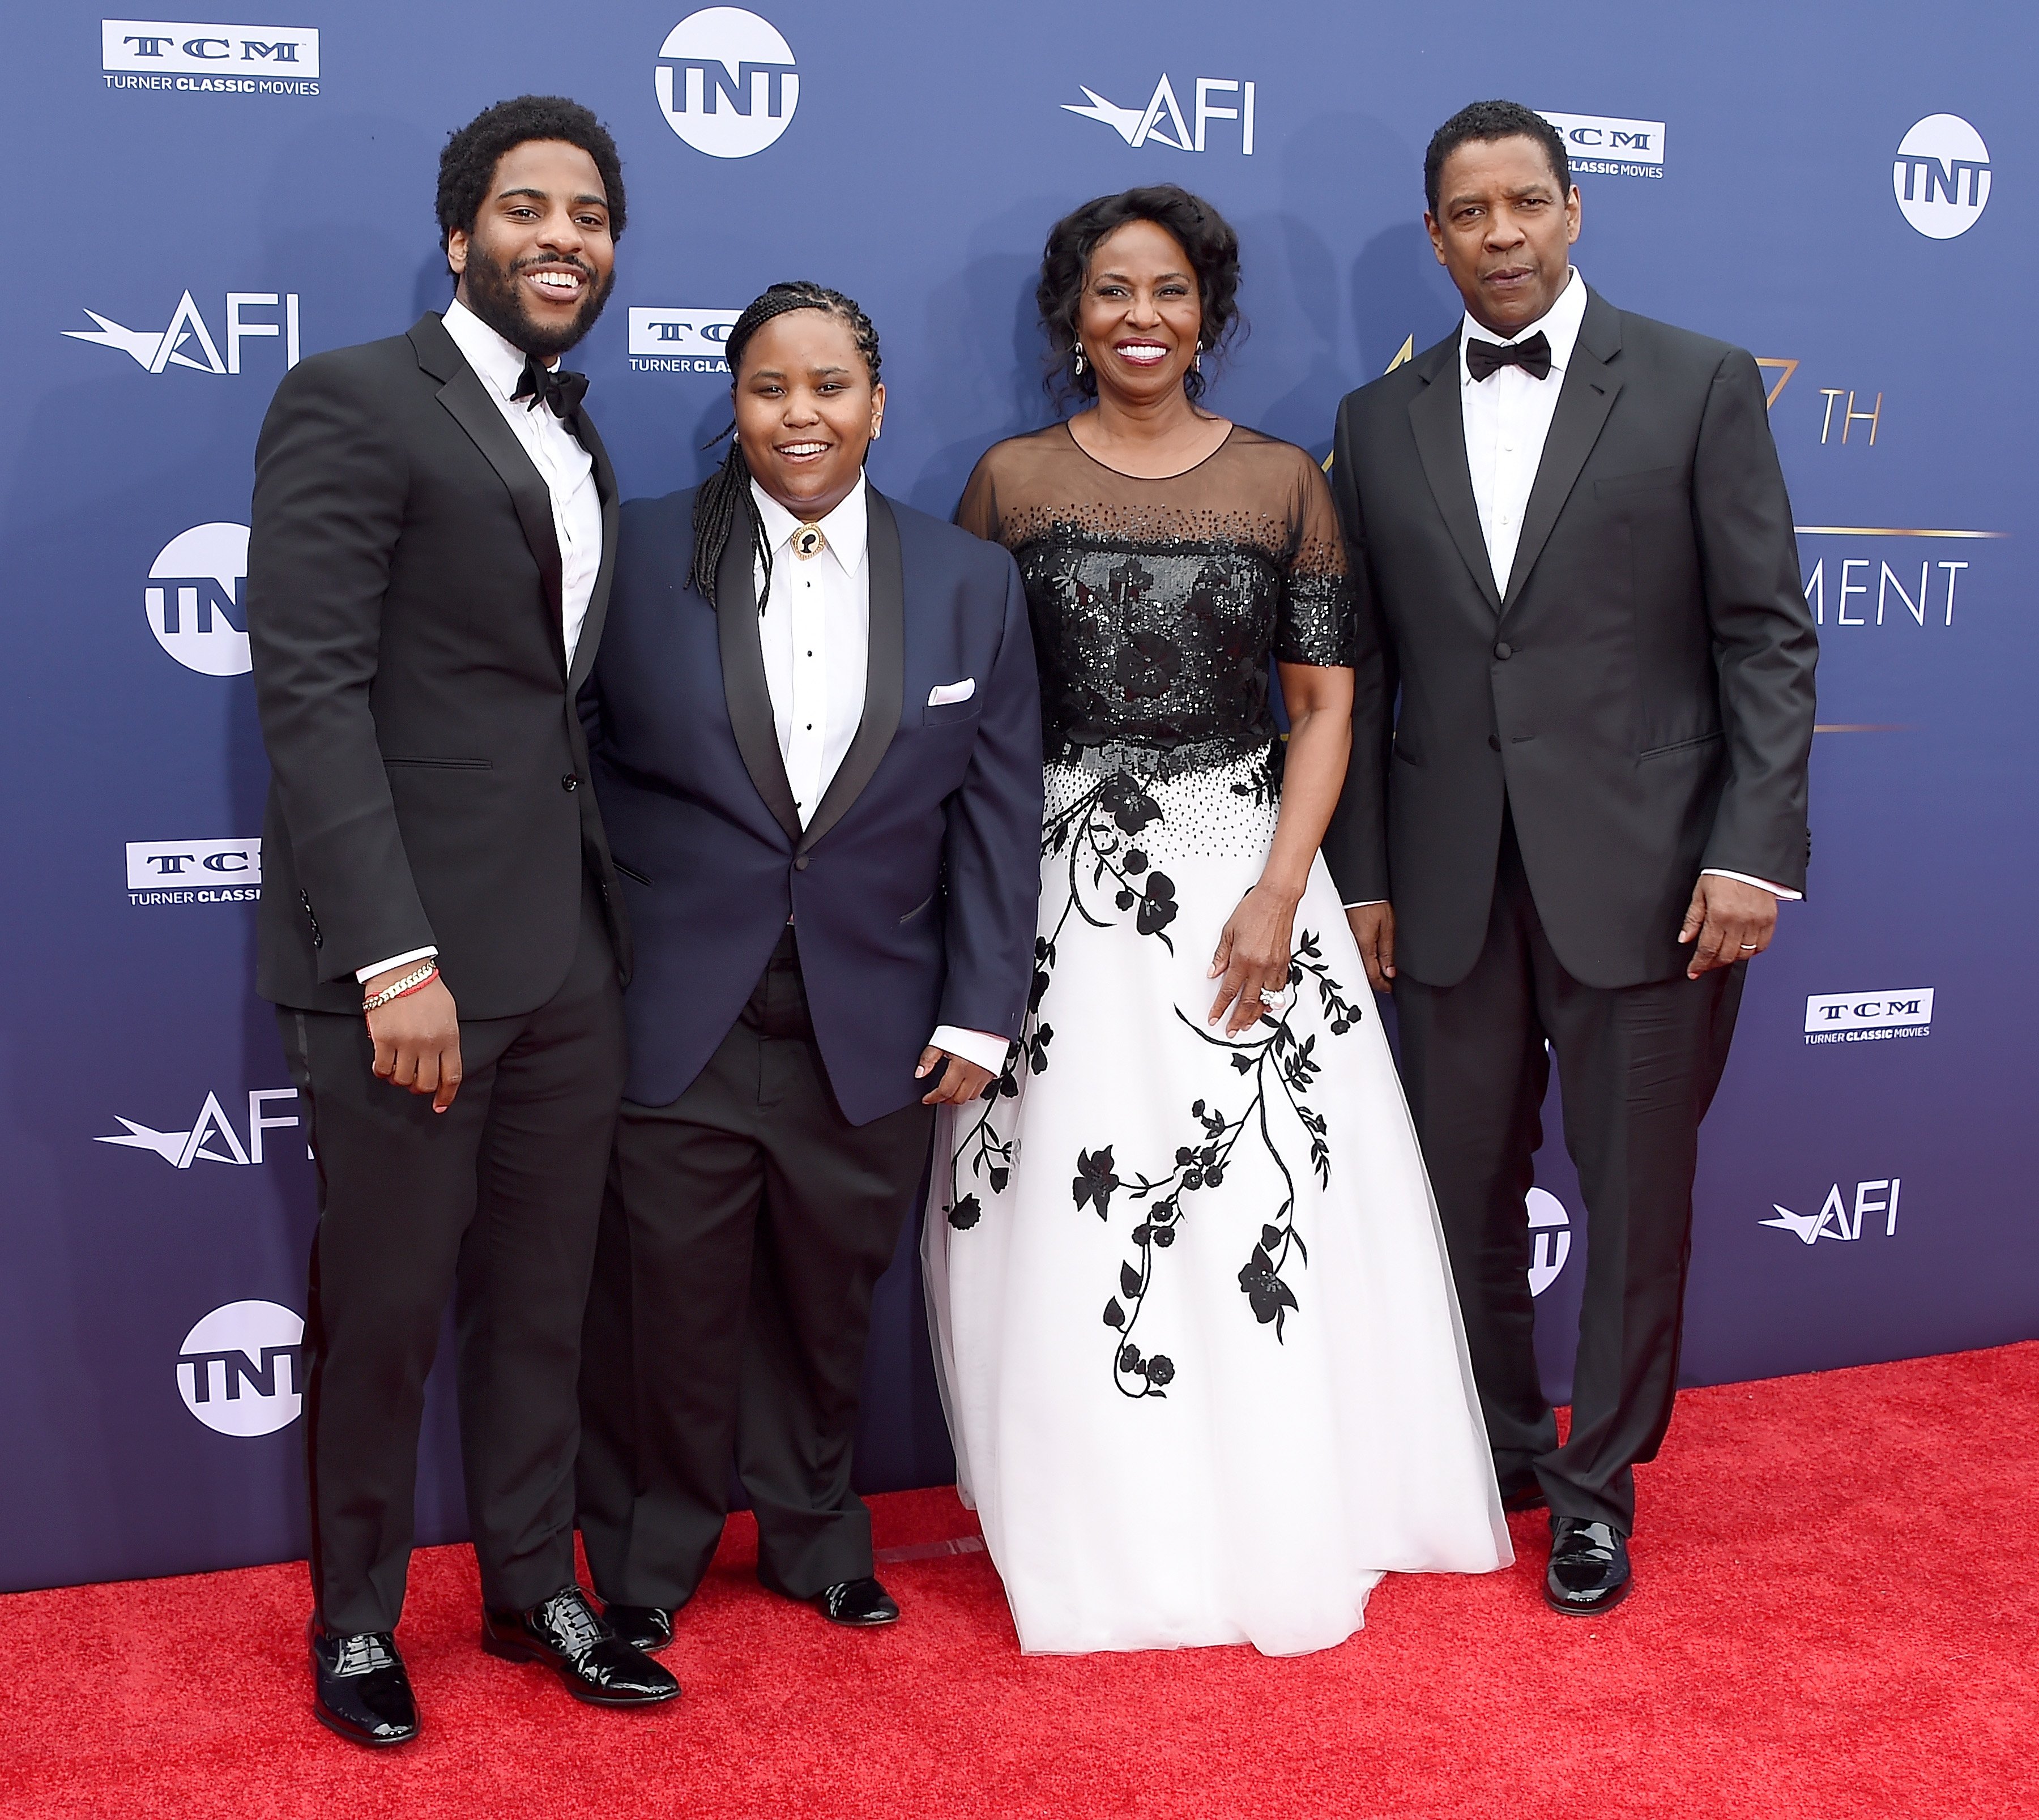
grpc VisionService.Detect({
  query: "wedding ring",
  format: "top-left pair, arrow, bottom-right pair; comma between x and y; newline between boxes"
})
1739,943 -> 1759,950
1257,988 -> 1281,1006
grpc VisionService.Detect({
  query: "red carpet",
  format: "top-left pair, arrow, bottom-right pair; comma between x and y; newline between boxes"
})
5,1344 -> 2033,1818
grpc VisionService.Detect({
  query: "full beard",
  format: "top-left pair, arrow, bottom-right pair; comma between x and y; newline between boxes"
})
460,243 -> 615,360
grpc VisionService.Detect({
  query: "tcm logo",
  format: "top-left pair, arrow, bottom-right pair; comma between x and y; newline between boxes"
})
63,289 -> 301,375
146,522 -> 249,677
627,306 -> 739,373
1894,114 -> 1991,238
1762,1178 -> 1903,1245
177,1300 -> 304,1437
103,19 -> 319,73
655,8 -> 797,159
1064,75 -> 1256,154
1526,1186 -> 1572,1297
96,1087 -> 300,1169
127,837 -> 261,906
1805,989 -> 1933,1047
1538,109 -> 1665,178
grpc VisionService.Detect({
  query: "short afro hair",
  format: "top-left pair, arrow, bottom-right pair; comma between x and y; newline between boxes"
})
1036,185 -> 1243,403
436,95 -> 626,265
1424,100 -> 1570,216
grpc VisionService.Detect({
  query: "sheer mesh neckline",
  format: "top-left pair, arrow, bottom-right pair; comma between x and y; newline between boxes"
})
1061,418 -> 1238,485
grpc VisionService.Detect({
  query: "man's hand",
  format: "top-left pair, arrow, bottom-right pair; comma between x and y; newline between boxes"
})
916,1047 -> 995,1107
1346,902 -> 1397,993
1678,875 -> 1777,980
365,969 -> 463,1113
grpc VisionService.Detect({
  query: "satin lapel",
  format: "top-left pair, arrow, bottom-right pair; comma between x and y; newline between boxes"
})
429,351 -> 568,679
799,488 -> 905,855
715,526 -> 803,845
567,412 -> 620,693
1407,332 -> 1502,614
1501,297 -> 1625,613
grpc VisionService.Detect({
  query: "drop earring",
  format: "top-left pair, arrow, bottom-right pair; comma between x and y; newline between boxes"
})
1194,348 -> 1204,371
1073,342 -> 1086,378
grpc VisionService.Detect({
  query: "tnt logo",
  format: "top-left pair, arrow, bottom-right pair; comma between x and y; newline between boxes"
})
655,8 -> 797,159
1526,1187 -> 1572,1296
176,1300 -> 305,1436
1064,75 -> 1256,153
1894,115 -> 1991,238
146,522 -> 249,676
1762,1179 -> 1903,1245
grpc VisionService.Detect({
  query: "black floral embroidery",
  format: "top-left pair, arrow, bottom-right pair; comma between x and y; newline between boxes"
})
1093,932 -> 1363,1399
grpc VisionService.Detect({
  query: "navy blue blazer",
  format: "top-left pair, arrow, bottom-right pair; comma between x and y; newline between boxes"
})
584,484 -> 1043,1124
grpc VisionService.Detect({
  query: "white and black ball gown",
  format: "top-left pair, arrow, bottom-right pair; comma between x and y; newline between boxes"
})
924,424 -> 1509,1656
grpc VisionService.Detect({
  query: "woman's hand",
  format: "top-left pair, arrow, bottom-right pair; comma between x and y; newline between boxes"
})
1208,883 -> 1299,1036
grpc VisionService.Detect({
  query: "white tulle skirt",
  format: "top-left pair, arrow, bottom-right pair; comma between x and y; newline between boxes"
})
924,750 -> 1509,1656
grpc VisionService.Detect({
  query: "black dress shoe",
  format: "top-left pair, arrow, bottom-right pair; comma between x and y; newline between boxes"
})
308,1616 -> 419,1748
813,1577 -> 901,1627
481,1586 -> 681,1706
1498,1472 -> 1549,1514
602,1602 -> 675,1653
1545,1518 -> 1632,1616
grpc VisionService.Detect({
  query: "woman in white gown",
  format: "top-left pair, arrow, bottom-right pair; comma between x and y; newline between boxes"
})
924,185 -> 1509,1656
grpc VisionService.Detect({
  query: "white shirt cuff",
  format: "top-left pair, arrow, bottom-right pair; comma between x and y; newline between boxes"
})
1701,869 -> 1802,902
356,946 -> 438,984
1340,900 -> 1388,911
929,1024 -> 1013,1075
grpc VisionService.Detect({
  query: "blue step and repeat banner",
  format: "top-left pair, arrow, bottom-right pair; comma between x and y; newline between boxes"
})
3,0 -> 2033,1592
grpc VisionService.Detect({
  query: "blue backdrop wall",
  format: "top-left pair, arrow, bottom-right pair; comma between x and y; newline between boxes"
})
3,0 -> 2032,1593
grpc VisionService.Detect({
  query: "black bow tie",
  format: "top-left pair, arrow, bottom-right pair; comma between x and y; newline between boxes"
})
1465,331 -> 1552,383
513,356 -> 589,436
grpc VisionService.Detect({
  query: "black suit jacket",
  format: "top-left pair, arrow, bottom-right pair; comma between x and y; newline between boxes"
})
1324,289 -> 1818,990
246,312 -> 627,1018
586,484 -> 1043,1125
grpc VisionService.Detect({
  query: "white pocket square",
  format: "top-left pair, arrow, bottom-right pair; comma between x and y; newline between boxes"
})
927,678 -> 976,707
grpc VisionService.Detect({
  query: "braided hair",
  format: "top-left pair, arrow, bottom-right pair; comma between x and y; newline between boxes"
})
689,281 -> 882,613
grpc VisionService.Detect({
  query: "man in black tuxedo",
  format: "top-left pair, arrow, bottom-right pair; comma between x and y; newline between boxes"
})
1325,100 -> 1817,1615
246,96 -> 676,1744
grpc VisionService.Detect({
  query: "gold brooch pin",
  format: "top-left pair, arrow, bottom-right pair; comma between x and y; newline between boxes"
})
792,523 -> 826,559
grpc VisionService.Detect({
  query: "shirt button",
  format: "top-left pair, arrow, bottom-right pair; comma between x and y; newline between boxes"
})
1494,642 -> 1513,660
561,774 -> 579,791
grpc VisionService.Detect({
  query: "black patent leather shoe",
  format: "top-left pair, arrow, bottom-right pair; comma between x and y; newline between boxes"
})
602,1602 -> 675,1653
1545,1518 -> 1632,1616
308,1616 -> 419,1748
481,1586 -> 681,1706
814,1577 -> 901,1627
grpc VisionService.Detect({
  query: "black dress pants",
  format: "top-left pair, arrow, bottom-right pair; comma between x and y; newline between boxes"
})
577,925 -> 936,1609
1394,813 -> 1743,1533
280,884 -> 623,1634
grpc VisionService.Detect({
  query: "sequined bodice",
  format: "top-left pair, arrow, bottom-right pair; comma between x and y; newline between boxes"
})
958,424 -> 1355,776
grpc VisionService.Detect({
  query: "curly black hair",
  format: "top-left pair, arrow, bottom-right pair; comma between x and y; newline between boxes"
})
690,282 -> 882,613
1424,100 -> 1570,216
436,95 -> 626,267
1035,185 -> 1242,403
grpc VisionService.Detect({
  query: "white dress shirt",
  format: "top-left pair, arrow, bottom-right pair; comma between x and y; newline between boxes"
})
1341,269 -> 1794,911
750,476 -> 1010,1078
357,299 -> 607,985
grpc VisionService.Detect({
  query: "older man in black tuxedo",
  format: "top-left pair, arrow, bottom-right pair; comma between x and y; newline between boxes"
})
1326,100 -> 1817,1615
248,97 -> 677,1744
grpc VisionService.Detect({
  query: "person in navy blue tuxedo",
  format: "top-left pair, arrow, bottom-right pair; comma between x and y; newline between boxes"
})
574,283 -> 1042,1645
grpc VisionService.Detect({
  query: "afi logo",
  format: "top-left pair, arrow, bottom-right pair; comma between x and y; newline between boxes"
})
1762,1178 -> 1903,1245
176,1300 -> 305,1437
64,289 -> 300,375
146,522 -> 249,677
96,1088 -> 300,1169
101,20 -> 319,75
655,8 -> 798,159
1894,115 -> 1991,238
1064,75 -> 1256,154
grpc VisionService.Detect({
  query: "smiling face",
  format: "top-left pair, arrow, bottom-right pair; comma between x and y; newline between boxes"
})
448,138 -> 616,360
1425,135 -> 1581,337
733,308 -> 884,522
1076,217 -> 1205,407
